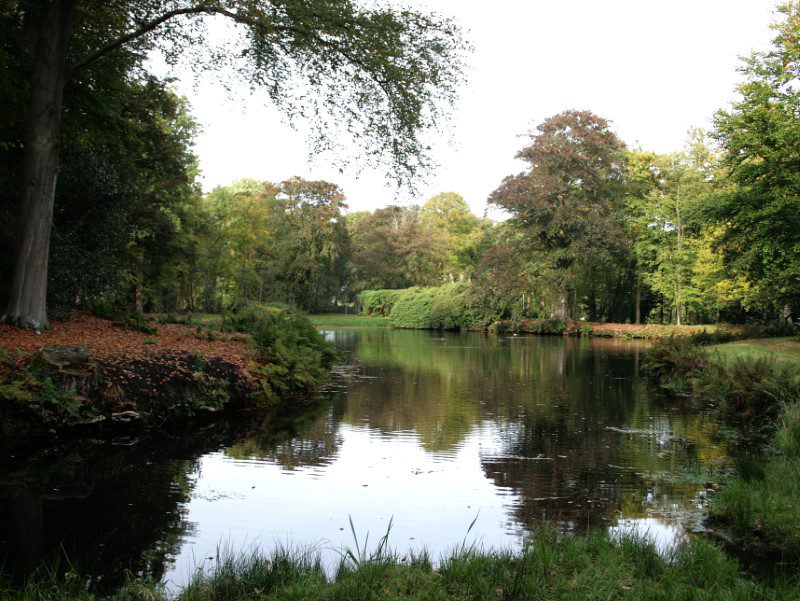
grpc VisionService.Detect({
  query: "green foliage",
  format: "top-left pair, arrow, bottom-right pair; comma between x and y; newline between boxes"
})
711,1 -> 800,312
358,289 -> 403,316
223,303 -> 340,402
348,205 -> 447,292
643,337 -> 711,385
195,178 -> 351,312
4,527 -> 798,599
88,300 -> 156,334
388,283 -> 482,330
0,363 -> 84,423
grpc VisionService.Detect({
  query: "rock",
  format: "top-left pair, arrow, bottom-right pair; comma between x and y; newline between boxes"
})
111,410 -> 141,423
36,345 -> 98,397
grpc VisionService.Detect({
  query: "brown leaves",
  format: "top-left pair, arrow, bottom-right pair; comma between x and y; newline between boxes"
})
0,313 -> 256,382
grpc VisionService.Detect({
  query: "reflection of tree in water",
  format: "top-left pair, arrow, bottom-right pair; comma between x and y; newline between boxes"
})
478,346 -> 726,534
0,402 -> 342,594
1,437 -> 199,592
341,329 -> 725,534
224,390 -> 346,469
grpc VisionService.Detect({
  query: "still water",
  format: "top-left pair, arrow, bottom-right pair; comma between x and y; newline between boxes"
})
0,330 -> 728,592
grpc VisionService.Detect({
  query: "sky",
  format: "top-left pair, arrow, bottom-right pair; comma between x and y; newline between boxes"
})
160,0 -> 777,216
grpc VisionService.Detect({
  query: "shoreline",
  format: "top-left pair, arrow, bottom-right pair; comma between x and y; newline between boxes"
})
0,311 -> 332,436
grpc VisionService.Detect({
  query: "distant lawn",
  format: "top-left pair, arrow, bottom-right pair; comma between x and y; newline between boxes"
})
708,336 -> 800,366
306,313 -> 392,328
187,312 -> 224,327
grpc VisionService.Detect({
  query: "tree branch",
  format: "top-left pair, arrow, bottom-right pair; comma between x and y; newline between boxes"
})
67,2 -> 394,102
68,4 -> 249,76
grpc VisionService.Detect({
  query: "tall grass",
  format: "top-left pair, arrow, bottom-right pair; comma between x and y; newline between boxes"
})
4,528 -> 799,600
645,337 -> 800,561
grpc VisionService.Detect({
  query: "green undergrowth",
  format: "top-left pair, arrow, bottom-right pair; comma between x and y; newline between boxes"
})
644,336 -> 800,561
389,282 -> 483,330
0,354 -> 87,427
358,288 -> 405,317
3,528 -> 799,600
222,303 -> 340,403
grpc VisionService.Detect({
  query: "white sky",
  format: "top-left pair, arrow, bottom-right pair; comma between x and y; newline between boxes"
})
163,0 -> 777,216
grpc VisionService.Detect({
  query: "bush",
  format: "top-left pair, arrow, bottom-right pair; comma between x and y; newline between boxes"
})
88,299 -> 156,334
390,283 -> 483,330
701,358 -> 800,447
222,303 -> 340,402
358,289 -> 403,316
691,328 -> 740,346
642,336 -> 710,385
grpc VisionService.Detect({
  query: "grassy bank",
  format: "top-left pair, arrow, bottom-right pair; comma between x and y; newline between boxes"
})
645,336 -> 800,561
708,336 -> 800,366
0,304 -> 338,434
306,314 -> 393,328
4,528 -> 799,600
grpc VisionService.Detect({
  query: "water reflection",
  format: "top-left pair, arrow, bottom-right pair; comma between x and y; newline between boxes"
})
0,330 -> 728,592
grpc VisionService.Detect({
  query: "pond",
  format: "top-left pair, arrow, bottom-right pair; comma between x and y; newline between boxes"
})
0,329 -> 729,593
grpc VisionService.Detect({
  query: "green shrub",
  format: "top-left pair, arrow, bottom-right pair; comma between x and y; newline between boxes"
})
358,289 -> 403,316
222,303 -> 340,402
642,336 -> 710,385
428,282 -> 483,330
701,358 -> 800,447
691,328 -> 740,346
389,283 -> 483,330
387,287 -> 435,329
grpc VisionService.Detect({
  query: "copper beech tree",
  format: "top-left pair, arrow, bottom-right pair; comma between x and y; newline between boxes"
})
489,111 -> 626,320
4,0 -> 466,331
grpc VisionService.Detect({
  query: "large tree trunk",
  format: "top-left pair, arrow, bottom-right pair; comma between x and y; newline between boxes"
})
3,0 -> 75,331
634,269 -> 642,325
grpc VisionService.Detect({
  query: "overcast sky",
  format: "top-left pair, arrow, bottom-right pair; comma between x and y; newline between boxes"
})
163,0 -> 776,216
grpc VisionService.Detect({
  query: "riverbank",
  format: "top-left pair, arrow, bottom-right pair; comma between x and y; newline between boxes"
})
708,336 -> 800,366
306,314 -> 393,328
645,336 -> 800,562
0,305 -> 338,435
4,528 -> 799,600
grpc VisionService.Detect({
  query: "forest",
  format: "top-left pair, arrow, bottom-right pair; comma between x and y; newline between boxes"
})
2,2 -> 799,330
2,1 -> 800,600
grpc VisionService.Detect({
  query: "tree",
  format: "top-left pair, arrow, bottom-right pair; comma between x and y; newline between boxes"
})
421,192 -> 489,281
4,0 -> 466,330
347,205 -> 446,292
712,1 -> 800,319
489,110 -> 626,320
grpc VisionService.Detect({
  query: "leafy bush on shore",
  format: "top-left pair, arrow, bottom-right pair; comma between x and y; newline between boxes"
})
223,303 -> 340,402
642,336 -> 711,385
389,282 -> 483,330
358,289 -> 404,317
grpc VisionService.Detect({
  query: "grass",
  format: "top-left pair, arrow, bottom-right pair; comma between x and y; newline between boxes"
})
708,336 -> 800,367
645,336 -> 800,561
4,528 -> 799,600
710,399 -> 800,559
306,313 -> 393,328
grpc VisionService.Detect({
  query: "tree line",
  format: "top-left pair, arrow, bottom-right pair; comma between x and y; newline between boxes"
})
1,2 -> 798,327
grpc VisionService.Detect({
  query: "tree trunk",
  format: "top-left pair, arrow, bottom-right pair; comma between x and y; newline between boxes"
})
552,285 -> 569,321
3,0 -> 74,331
634,269 -> 642,325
